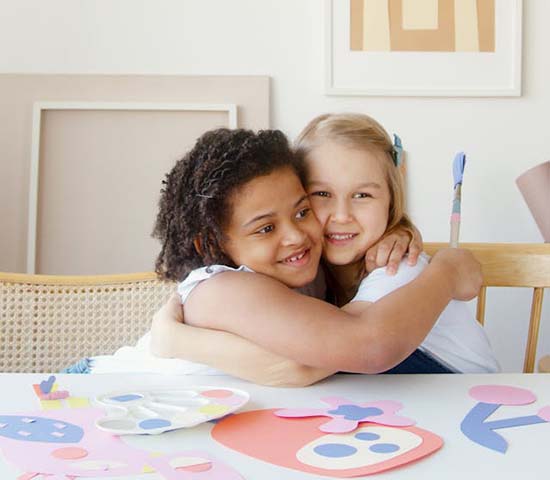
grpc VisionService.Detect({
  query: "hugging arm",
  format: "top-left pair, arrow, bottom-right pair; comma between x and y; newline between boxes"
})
151,294 -> 336,387
184,248 -> 481,373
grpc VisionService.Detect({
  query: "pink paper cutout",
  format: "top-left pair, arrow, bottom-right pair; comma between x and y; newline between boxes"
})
537,406 -> 550,422
275,396 -> 415,433
468,385 -> 536,405
1,396 -> 244,479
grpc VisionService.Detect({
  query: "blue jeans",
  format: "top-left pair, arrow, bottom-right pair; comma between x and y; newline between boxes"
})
382,349 -> 455,374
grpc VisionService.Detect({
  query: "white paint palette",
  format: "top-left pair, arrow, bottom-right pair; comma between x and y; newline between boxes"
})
94,386 -> 249,435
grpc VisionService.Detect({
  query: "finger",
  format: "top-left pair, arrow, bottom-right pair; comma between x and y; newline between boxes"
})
375,239 -> 396,268
365,246 -> 378,273
407,241 -> 422,265
386,242 -> 407,275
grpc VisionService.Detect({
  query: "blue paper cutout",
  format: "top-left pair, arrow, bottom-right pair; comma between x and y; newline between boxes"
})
355,432 -> 380,441
39,376 -> 56,395
314,443 -> 358,458
0,416 -> 83,444
370,443 -> 400,454
327,405 -> 383,421
138,418 -> 172,430
461,400 -> 550,454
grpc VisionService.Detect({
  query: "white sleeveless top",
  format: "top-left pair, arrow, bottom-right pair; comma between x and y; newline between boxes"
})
90,265 -> 325,374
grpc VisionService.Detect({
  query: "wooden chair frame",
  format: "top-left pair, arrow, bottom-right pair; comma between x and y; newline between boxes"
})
425,243 -> 550,373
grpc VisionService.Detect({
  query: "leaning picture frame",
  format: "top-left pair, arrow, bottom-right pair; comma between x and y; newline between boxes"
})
325,0 -> 523,96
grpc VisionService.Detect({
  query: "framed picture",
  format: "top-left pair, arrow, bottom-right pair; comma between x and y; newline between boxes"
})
325,0 -> 522,96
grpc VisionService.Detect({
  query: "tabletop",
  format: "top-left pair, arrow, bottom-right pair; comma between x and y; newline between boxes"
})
0,372 -> 548,479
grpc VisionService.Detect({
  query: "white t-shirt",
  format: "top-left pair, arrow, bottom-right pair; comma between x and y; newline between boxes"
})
90,265 -> 325,374
350,253 -> 500,373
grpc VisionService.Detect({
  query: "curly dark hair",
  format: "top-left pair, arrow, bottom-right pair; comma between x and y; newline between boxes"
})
152,128 -> 305,281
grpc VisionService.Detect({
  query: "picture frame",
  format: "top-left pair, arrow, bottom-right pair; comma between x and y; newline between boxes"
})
325,0 -> 523,96
27,101 -> 237,274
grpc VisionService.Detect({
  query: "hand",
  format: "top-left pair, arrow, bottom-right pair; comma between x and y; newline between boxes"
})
150,292 -> 184,357
365,224 -> 423,275
430,248 -> 483,301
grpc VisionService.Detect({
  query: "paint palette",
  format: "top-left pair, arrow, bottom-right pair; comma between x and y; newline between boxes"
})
94,386 -> 249,435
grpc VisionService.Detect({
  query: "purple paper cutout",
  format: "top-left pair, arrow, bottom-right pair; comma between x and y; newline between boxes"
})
275,396 -> 415,433
461,385 -> 550,454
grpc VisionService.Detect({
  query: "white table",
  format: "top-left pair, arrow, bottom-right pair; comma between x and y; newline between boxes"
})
0,373 -> 548,479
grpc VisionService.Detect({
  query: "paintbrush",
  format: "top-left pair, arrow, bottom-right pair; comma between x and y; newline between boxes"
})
450,152 -> 466,248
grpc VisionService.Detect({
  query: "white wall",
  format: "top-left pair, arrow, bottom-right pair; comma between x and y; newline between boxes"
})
1,0 -> 548,371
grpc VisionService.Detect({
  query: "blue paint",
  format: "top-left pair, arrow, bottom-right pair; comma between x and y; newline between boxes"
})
355,432 -> 380,441
327,405 -> 383,421
138,418 -> 172,430
370,443 -> 400,454
0,416 -> 83,443
314,443 -> 358,458
110,394 -> 143,402
39,375 -> 56,394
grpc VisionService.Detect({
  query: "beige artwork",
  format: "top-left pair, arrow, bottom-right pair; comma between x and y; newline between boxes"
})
351,0 -> 495,52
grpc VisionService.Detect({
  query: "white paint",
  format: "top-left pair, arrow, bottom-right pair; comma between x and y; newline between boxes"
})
1,0 -> 548,371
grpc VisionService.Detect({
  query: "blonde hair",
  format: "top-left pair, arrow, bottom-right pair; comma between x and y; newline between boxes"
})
295,112 -> 414,237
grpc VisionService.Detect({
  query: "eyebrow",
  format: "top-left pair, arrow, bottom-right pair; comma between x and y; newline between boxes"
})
242,194 -> 309,228
308,181 -> 382,189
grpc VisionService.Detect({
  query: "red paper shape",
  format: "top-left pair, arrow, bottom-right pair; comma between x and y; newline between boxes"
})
212,409 -> 442,477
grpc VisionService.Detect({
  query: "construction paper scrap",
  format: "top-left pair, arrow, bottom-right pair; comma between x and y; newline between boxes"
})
66,397 -> 90,408
462,385 -> 550,453
38,400 -> 63,411
39,376 -> 56,395
0,407 -> 243,479
95,386 -> 248,435
469,385 -> 536,405
275,397 -> 414,433
213,409 -> 441,477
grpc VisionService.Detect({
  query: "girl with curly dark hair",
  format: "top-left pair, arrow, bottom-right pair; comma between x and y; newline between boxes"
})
86,126 -> 482,382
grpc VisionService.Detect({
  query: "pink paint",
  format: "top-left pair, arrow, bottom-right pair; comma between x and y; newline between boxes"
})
201,390 -> 233,399
38,391 -> 70,401
468,385 -> 536,405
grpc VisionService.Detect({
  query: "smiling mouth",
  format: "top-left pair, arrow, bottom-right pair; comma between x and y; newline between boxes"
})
325,233 -> 358,244
281,248 -> 310,266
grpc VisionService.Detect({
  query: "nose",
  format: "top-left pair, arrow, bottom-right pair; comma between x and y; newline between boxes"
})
330,198 -> 353,223
281,221 -> 307,247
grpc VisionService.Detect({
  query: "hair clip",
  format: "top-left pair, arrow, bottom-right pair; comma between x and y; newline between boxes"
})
392,134 -> 403,167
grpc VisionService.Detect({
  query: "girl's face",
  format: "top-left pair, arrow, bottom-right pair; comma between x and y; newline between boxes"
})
305,141 -> 391,267
222,167 -> 322,288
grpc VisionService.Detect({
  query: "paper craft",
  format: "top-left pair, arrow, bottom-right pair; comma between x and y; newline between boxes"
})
94,386 -> 249,435
32,377 -> 84,410
461,384 -> 550,453
213,409 -> 442,477
0,378 -> 245,479
275,396 -> 415,433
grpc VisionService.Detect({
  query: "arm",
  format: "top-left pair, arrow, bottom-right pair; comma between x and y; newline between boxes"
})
365,224 -> 423,275
184,248 -> 482,373
150,294 -> 336,387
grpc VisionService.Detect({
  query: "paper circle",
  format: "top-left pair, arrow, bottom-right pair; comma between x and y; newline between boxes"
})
469,385 -> 536,405
313,443 -> 358,458
51,447 -> 89,460
370,443 -> 400,453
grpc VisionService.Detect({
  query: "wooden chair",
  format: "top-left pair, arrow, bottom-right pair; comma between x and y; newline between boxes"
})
424,243 -> 550,373
0,272 -> 175,373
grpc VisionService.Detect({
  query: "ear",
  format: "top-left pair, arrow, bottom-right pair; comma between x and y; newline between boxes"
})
193,236 -> 203,256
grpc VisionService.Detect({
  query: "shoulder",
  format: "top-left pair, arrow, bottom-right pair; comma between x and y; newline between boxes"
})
351,253 -> 430,303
